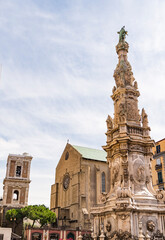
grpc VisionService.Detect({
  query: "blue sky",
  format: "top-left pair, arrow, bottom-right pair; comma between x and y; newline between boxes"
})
0,0 -> 165,207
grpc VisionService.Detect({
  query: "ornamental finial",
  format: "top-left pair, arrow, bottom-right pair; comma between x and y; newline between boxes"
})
117,26 -> 128,43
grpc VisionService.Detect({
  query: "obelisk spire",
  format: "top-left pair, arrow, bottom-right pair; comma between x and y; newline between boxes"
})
110,27 -> 141,127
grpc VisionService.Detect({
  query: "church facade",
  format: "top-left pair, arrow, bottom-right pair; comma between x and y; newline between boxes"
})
50,143 -> 110,230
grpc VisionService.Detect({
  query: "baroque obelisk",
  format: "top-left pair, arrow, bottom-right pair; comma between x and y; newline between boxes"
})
91,27 -> 165,238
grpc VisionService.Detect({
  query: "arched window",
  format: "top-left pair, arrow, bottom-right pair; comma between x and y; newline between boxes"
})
67,232 -> 75,240
102,172 -> 106,192
13,190 -> 19,201
16,166 -> 21,177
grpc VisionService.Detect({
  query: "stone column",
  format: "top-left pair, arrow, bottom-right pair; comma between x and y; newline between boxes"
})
60,230 -> 63,239
145,231 -> 150,240
78,232 -> 82,240
64,230 -> 66,240
28,228 -> 31,240
138,222 -> 145,240
99,229 -> 105,240
93,232 -> 97,240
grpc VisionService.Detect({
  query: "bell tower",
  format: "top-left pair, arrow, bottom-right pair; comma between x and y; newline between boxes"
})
92,27 -> 165,238
2,153 -> 32,207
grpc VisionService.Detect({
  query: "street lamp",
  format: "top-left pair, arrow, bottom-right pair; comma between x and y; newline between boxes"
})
10,217 -> 16,232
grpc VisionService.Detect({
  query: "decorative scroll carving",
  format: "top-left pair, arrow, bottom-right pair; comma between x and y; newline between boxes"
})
155,189 -> 165,202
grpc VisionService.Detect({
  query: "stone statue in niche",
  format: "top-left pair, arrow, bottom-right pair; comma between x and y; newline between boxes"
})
141,108 -> 149,128
106,221 -> 111,232
112,162 -> 120,187
118,103 -> 126,122
133,159 -> 146,185
106,115 -> 113,130
146,220 -> 155,232
136,165 -> 145,182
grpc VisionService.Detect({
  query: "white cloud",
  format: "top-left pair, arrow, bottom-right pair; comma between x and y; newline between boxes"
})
0,0 -> 165,206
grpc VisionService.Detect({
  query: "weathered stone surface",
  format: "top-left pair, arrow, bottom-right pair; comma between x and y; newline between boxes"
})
91,29 -> 165,238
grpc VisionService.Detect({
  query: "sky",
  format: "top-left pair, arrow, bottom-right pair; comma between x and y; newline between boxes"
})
0,0 -> 165,207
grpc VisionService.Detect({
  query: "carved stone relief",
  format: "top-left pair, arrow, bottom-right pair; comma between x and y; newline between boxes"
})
133,159 -> 146,185
155,189 -> 165,202
151,230 -> 165,240
147,220 -> 155,232
140,216 -> 157,235
99,192 -> 107,203
108,229 -> 138,240
106,221 -> 111,232
129,144 -> 143,152
127,103 -> 139,122
116,187 -> 132,198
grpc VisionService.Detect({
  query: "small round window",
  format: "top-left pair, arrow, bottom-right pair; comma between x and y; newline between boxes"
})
65,151 -> 69,160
